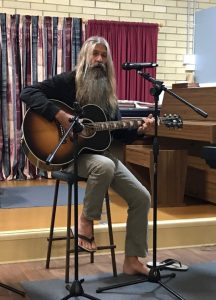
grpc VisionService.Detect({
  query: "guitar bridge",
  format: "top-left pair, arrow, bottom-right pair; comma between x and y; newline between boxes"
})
56,121 -> 67,144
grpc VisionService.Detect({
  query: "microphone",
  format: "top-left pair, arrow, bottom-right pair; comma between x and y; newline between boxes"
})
122,62 -> 158,70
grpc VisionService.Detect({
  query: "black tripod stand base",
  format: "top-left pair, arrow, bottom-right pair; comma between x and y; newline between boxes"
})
61,280 -> 101,300
96,276 -> 149,293
158,280 -> 186,300
149,268 -> 176,282
97,270 -> 186,300
0,282 -> 25,297
148,269 -> 186,299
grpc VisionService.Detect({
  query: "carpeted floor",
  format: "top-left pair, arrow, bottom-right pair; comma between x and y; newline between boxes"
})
0,184 -> 85,208
21,262 -> 216,300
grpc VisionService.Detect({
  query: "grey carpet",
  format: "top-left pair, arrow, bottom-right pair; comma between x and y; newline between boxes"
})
0,184 -> 85,208
21,262 -> 216,300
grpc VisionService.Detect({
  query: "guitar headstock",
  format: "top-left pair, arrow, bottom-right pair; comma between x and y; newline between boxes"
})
161,114 -> 183,128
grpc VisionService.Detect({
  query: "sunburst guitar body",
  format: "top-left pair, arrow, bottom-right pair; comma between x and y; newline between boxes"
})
21,99 -> 183,171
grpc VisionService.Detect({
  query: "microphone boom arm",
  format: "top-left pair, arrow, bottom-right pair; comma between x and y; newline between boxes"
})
138,71 -> 208,118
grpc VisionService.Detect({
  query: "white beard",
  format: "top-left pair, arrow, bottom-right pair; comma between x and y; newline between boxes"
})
77,64 -> 115,117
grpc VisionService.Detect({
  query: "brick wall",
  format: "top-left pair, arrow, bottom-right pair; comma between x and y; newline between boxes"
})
1,0 -> 216,87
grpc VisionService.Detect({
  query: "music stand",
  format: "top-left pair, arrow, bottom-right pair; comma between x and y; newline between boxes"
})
96,72 -> 208,299
46,103 -> 101,300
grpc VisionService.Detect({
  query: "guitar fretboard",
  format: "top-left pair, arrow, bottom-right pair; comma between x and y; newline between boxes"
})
88,119 -> 142,132
84,115 -> 182,132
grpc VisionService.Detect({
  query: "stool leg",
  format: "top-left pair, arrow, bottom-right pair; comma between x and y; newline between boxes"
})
90,222 -> 94,263
105,192 -> 117,277
65,182 -> 73,283
46,180 -> 59,269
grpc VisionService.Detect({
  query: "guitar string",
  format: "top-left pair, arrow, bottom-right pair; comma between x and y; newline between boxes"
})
82,116 -> 182,131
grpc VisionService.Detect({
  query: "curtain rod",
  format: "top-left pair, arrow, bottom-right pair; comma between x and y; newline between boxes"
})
82,19 -> 163,28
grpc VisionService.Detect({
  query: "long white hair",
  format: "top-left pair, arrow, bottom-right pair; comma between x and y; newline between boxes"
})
75,36 -> 118,114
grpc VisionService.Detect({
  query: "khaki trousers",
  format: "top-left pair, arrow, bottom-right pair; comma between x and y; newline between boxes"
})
66,151 -> 151,257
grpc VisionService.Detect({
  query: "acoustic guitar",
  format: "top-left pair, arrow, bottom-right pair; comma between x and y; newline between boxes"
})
21,99 -> 183,171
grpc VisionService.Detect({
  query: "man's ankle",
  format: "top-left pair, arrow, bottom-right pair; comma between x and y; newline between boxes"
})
124,256 -> 138,263
123,256 -> 149,275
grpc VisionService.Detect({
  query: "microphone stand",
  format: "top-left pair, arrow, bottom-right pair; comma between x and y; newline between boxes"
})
46,103 -> 101,300
96,72 -> 207,299
0,283 -> 25,297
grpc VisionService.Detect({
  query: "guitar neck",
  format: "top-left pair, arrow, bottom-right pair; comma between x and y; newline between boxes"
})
92,119 -> 143,132
90,116 -> 170,132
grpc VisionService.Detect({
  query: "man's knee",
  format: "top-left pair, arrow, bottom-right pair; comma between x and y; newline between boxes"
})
137,189 -> 151,212
93,157 -> 115,180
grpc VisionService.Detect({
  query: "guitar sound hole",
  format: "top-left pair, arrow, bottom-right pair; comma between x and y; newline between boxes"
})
81,119 -> 96,138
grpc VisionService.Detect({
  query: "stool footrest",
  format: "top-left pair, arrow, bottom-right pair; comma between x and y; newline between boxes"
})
97,245 -> 116,250
47,236 -> 74,242
69,244 -> 116,254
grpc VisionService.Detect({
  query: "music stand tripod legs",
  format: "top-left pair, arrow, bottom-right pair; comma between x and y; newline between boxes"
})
0,282 -> 25,297
46,103 -> 101,300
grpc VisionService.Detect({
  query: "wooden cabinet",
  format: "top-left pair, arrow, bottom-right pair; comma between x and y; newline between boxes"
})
125,145 -> 188,207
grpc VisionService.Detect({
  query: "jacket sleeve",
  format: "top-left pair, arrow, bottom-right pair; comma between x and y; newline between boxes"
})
20,72 -> 75,121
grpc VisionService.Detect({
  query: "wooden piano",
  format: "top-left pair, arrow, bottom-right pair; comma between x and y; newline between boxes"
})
125,87 -> 216,206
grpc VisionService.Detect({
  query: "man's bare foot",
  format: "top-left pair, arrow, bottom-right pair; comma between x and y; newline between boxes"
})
78,212 -> 97,252
123,256 -> 150,276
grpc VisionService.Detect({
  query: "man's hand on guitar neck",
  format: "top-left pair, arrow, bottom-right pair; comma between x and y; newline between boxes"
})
137,114 -> 155,135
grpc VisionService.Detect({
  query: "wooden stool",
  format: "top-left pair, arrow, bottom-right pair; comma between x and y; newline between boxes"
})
46,171 -> 117,283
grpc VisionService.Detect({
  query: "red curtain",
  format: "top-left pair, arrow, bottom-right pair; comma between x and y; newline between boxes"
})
86,20 -> 158,102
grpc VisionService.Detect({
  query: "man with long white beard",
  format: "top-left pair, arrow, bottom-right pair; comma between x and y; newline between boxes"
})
21,36 -> 154,276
